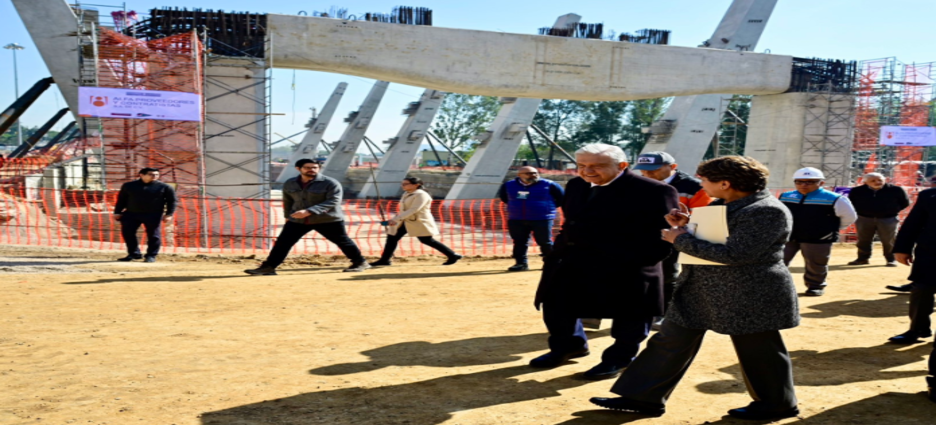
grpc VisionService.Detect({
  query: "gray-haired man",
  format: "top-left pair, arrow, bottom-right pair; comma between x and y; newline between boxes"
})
848,173 -> 910,267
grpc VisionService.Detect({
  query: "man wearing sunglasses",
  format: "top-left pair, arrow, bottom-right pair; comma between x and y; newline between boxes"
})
779,168 -> 857,296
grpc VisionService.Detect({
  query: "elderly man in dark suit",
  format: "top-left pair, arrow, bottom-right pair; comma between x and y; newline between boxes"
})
532,143 -> 679,380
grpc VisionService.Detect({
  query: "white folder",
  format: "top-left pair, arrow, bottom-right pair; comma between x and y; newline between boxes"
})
677,205 -> 729,266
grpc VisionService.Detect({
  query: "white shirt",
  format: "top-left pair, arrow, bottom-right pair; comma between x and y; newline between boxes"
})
663,173 -> 677,184
589,170 -> 625,187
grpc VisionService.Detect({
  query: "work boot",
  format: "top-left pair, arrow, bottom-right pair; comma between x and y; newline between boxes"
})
507,263 -> 529,272
344,262 -> 372,272
245,265 -> 277,276
443,255 -> 463,266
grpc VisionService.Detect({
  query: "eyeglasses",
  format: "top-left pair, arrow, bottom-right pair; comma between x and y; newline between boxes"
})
518,172 -> 538,175
794,180 -> 821,185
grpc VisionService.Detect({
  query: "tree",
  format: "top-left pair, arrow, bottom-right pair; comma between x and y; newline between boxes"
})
533,100 -> 588,143
431,94 -> 501,151
571,101 -> 631,147
620,98 -> 669,159
0,125 -> 40,146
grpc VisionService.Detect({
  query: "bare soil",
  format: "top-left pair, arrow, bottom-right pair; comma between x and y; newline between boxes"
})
2,244 -> 936,424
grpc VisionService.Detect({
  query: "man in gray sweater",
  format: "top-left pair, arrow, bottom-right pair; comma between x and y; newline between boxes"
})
245,159 -> 369,275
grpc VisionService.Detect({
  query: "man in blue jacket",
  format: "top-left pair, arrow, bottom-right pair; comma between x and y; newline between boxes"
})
497,166 -> 564,272
780,167 -> 857,296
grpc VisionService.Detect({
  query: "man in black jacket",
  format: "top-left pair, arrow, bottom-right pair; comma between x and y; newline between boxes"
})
848,173 -> 910,267
892,188 -> 936,401
532,143 -> 678,380
113,167 -> 177,262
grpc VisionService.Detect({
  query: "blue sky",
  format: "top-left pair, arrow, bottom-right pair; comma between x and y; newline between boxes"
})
1,0 -> 935,146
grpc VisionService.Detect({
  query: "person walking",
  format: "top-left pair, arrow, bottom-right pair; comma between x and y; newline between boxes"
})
370,177 -> 461,266
847,172 -> 910,267
890,186 -> 936,402
113,167 -> 177,263
590,156 -> 800,420
497,166 -> 564,272
633,151 -> 712,329
780,167 -> 857,296
531,143 -> 679,381
245,159 -> 369,275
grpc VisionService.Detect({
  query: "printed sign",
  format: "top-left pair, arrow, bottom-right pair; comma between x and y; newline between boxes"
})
78,86 -> 202,122
880,126 -> 936,146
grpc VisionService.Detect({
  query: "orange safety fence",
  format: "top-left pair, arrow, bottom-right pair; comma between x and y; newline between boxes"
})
0,187 -> 927,257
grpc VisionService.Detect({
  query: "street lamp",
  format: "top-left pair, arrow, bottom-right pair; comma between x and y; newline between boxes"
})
4,43 -> 26,147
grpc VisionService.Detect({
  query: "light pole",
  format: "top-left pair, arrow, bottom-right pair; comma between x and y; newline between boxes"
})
4,43 -> 25,147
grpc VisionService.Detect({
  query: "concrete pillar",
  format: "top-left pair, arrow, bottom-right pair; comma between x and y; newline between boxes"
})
445,97 -> 541,200
640,0 -> 778,175
40,166 -> 64,216
265,13 -> 792,101
357,88 -> 446,198
11,0 -> 81,121
276,82 -> 348,183
320,81 -> 389,179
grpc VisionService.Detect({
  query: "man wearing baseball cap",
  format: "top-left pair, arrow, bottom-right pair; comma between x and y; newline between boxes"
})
779,167 -> 857,296
634,151 -> 712,327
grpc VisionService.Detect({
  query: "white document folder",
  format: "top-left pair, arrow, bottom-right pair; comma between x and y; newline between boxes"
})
677,205 -> 729,266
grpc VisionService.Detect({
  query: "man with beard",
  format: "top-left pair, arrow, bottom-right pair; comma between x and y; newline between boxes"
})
497,166 -> 564,272
245,159 -> 370,275
531,143 -> 678,380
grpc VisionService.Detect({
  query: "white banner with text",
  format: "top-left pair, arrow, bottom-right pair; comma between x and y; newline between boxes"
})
78,87 -> 202,122
880,126 -> 936,146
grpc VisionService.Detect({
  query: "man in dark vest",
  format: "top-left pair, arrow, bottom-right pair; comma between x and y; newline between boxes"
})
891,187 -> 936,401
532,143 -> 678,380
497,166 -> 564,272
847,172 -> 910,267
780,167 -> 857,296
113,167 -> 177,263
633,151 -> 712,329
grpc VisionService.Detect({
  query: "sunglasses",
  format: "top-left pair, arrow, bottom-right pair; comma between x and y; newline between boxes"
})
794,180 -> 821,185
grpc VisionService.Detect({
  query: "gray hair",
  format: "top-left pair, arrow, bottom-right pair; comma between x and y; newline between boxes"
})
575,143 -> 629,164
864,172 -> 885,180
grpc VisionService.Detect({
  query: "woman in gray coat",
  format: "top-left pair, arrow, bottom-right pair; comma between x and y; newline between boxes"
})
590,156 -> 800,420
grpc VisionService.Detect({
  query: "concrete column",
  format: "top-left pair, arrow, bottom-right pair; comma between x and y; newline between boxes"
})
11,0 -> 81,121
40,167 -> 64,216
640,0 -> 778,175
445,97 -> 541,200
357,88 -> 446,199
320,81 -> 389,179
276,82 -> 348,183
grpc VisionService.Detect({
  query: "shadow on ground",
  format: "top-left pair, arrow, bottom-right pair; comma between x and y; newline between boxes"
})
800,294 -> 910,318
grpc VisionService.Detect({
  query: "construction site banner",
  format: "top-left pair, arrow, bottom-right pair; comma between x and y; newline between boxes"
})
78,87 -> 202,122
879,126 -> 936,146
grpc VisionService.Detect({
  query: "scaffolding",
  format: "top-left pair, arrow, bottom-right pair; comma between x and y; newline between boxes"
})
853,58 -> 936,185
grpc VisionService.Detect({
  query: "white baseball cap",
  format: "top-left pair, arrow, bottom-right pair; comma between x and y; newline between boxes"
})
793,167 -> 825,180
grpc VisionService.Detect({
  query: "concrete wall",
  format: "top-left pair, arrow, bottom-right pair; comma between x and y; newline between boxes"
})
267,14 -> 792,101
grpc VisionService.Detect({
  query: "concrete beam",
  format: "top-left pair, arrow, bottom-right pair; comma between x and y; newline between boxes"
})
12,0 -> 81,121
267,14 -> 792,101
358,88 -> 446,198
276,82 -> 348,183
640,0 -> 778,175
320,81 -> 389,179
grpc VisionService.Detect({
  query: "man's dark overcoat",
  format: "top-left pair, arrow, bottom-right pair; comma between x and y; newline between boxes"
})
535,170 -> 679,318
895,188 -> 936,285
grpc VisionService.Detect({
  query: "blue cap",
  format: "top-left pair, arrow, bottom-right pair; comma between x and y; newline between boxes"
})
633,151 -> 676,171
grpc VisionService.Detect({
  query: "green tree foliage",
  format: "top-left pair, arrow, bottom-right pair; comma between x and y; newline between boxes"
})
620,98 -> 669,159
431,94 -> 501,151
0,125 -> 41,146
572,101 -> 631,146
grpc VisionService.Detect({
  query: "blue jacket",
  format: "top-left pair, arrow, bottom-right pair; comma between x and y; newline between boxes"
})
498,178 -> 564,220
779,188 -> 843,243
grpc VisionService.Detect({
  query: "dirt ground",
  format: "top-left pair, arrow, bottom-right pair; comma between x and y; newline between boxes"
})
2,244 -> 936,425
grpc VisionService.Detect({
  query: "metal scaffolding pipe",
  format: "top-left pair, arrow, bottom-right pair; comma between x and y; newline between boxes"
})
0,77 -> 54,137
10,107 -> 68,158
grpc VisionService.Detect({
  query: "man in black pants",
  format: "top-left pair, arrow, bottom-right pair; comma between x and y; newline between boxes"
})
847,172 -> 910,267
113,167 -> 177,263
890,188 -> 936,349
245,159 -> 370,275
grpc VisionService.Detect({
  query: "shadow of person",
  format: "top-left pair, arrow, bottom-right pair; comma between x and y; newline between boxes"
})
310,331 -> 611,376
62,275 -> 258,285
552,409 -> 662,425
800,294 -> 909,318
788,264 -> 887,274
697,343 -> 932,395
699,392 -> 936,424
201,364 -> 595,425
340,270 -> 508,280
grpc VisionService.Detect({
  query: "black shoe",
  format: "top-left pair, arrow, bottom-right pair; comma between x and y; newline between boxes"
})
344,262 -> 372,272
244,266 -> 277,276
727,402 -> 799,420
144,256 -> 156,263
589,397 -> 665,416
443,255 -> 463,266
507,263 -> 529,272
847,259 -> 869,265
886,283 -> 914,292
889,330 -> 932,344
528,348 -> 589,368
886,261 -> 899,267
369,260 -> 392,267
583,362 -> 627,380
117,255 -> 142,262
805,288 -> 825,296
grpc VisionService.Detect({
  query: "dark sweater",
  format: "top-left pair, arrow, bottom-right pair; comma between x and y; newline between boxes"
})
848,184 -> 910,218
114,180 -> 177,215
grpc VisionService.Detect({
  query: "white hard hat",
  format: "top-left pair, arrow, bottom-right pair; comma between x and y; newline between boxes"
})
793,167 -> 825,180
